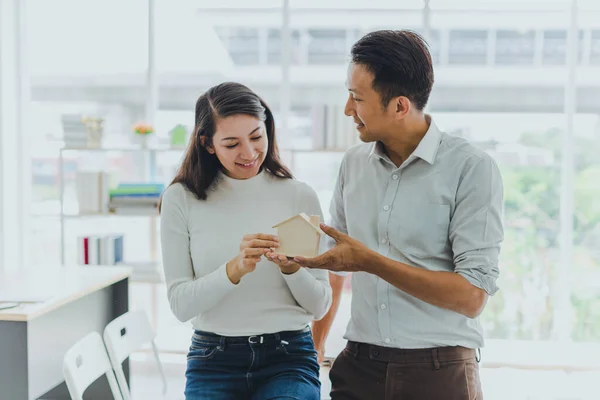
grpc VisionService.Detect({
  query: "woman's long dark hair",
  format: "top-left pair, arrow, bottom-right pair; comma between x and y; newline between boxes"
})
160,82 -> 293,210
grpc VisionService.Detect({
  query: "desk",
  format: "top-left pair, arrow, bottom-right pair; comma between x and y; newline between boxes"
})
0,266 -> 131,400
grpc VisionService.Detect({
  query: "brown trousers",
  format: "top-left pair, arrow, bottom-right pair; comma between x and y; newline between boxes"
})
329,341 -> 483,400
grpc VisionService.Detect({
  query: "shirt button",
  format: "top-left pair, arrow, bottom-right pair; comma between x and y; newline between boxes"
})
381,238 -> 388,244
392,174 -> 398,180
384,338 -> 391,344
380,303 -> 387,310
383,205 -> 390,211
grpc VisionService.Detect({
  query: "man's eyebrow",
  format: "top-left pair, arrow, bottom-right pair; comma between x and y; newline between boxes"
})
348,88 -> 362,95
221,126 -> 261,141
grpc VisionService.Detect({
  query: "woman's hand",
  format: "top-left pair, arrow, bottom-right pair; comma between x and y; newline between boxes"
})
226,233 -> 279,284
265,251 -> 301,275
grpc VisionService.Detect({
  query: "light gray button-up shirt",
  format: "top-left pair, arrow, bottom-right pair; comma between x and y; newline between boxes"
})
328,117 -> 504,349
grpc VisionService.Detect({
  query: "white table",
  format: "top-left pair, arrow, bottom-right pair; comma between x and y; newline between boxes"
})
0,266 -> 131,400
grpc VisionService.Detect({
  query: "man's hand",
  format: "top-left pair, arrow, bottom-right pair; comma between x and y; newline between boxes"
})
265,251 -> 301,275
294,224 -> 371,273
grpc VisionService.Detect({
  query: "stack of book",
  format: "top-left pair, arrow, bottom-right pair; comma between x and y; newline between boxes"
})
77,234 -> 124,265
62,114 -> 89,148
108,183 -> 164,215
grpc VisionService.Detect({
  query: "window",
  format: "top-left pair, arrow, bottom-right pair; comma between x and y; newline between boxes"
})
267,29 -> 302,65
426,29 -> 442,64
434,112 -> 600,345
496,30 -> 536,65
215,27 -> 260,65
591,30 -> 600,64
307,29 -> 348,64
448,30 -> 488,65
542,29 -> 585,65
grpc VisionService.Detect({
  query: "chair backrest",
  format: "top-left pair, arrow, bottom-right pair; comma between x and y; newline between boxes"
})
63,331 -> 124,400
103,310 -> 167,399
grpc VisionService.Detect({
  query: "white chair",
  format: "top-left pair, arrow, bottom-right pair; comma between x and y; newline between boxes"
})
103,310 -> 167,400
63,331 -> 124,400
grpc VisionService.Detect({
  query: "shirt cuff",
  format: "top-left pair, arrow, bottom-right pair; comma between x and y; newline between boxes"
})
456,264 -> 499,296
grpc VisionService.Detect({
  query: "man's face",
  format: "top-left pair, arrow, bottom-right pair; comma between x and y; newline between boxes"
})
344,63 -> 395,143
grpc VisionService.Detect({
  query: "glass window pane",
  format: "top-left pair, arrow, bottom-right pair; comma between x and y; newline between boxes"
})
215,27 -> 260,65
542,29 -> 585,65
307,29 -> 347,64
591,30 -> 600,64
448,30 -> 488,65
496,30 -> 535,65
267,29 -> 301,64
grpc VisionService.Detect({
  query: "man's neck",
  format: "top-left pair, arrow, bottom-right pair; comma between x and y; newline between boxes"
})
381,114 -> 430,167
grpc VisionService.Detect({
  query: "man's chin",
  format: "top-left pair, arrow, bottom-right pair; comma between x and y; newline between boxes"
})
358,132 -> 375,143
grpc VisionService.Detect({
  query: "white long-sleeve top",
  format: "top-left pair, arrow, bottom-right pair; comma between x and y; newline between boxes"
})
159,170 -> 332,336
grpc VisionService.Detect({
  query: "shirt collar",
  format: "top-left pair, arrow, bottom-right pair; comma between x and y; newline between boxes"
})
368,115 -> 443,166
412,115 -> 443,165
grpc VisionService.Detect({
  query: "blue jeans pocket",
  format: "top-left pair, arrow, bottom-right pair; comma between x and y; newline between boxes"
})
282,333 -> 319,359
188,338 -> 222,361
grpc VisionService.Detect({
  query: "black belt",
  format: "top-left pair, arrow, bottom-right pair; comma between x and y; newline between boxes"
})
346,341 -> 477,364
193,325 -> 311,345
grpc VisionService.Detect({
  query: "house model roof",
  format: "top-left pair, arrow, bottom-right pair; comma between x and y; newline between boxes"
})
272,213 -> 325,235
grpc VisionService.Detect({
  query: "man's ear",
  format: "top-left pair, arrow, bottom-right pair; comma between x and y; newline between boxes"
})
393,96 -> 411,120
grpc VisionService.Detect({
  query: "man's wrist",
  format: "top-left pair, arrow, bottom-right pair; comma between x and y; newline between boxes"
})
355,247 -> 376,273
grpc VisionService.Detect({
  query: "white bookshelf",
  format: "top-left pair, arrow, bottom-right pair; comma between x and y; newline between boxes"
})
57,146 -> 184,271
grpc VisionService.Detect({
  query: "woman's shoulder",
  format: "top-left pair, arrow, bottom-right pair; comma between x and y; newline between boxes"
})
266,173 -> 318,198
162,182 -> 186,199
161,182 -> 196,208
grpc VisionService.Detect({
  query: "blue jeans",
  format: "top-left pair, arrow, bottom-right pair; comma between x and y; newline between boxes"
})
184,326 -> 321,400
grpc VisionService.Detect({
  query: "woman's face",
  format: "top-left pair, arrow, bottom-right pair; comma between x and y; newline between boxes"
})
206,114 -> 269,180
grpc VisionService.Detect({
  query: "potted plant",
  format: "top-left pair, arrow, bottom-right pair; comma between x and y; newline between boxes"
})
133,122 -> 154,148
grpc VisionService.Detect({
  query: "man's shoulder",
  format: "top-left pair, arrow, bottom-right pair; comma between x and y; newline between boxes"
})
440,133 -> 495,167
342,142 -> 373,163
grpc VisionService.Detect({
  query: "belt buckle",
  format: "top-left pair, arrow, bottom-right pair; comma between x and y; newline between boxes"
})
248,335 -> 264,344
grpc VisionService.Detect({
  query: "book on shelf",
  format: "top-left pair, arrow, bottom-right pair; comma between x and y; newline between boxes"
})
77,234 -> 124,265
108,183 -> 164,214
76,171 -> 111,214
73,177 -> 164,215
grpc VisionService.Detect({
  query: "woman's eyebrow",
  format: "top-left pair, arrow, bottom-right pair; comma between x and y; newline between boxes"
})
221,126 -> 261,141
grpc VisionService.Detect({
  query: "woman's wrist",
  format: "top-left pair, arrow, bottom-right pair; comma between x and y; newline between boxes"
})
226,258 -> 243,284
279,264 -> 301,275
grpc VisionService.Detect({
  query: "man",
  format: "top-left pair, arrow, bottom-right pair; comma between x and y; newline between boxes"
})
299,30 -> 504,399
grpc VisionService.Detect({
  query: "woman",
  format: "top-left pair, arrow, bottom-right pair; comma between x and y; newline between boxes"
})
159,82 -> 332,399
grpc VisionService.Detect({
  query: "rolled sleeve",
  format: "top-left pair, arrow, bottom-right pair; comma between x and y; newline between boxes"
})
450,155 -> 504,296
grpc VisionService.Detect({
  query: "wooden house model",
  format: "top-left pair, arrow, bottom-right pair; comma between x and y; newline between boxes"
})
272,213 -> 325,258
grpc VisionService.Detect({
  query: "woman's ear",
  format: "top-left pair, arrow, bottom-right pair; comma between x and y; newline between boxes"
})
200,136 -> 215,154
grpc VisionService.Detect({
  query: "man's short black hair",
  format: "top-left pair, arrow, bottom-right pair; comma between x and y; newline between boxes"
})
351,30 -> 434,111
